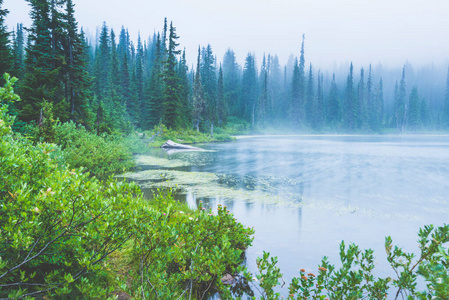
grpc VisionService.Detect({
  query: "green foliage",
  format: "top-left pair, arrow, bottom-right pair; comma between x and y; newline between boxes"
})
125,193 -> 254,299
54,121 -> 134,179
243,224 -> 449,299
0,76 -> 140,298
38,100 -> 56,143
1,76 -> 255,299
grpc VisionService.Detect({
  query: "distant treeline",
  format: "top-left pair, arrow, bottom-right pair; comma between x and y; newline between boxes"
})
2,0 -> 449,134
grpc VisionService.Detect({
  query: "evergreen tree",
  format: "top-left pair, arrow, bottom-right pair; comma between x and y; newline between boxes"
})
395,67 -> 407,132
420,98 -> 430,127
298,35 -> 306,123
344,63 -> 356,131
372,78 -> 384,131
357,68 -> 366,129
201,44 -> 217,132
120,52 -> 132,113
222,48 -> 240,117
62,0 -> 93,125
241,53 -> 258,128
444,66 -> 449,127
145,33 -> 164,129
291,59 -> 301,127
0,0 -> 12,77
305,64 -> 314,127
11,23 -> 25,79
267,54 -> 284,121
109,29 -> 120,92
258,61 -> 269,127
217,64 -> 227,127
192,47 -> 206,131
162,21 -> 182,129
408,86 -> 420,130
136,32 -> 145,127
315,71 -> 324,129
20,0 -> 67,122
327,73 -> 339,125
177,49 -> 190,127
94,23 -> 110,101
367,65 -> 376,130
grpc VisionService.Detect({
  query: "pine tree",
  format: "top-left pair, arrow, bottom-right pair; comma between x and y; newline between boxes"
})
20,0 -> 67,122
192,47 -> 205,131
420,98 -> 430,127
367,65 -> 375,130
136,32 -> 145,127
344,63 -> 355,131
217,64 -> 227,127
258,62 -> 268,127
395,67 -> 407,132
291,58 -> 301,127
267,54 -> 283,121
201,44 -> 217,132
177,49 -> 190,127
162,21 -> 182,129
408,86 -> 420,130
298,35 -> 306,123
62,0 -> 93,125
444,66 -> 449,127
357,68 -> 365,129
0,0 -> 12,78
145,33 -> 164,129
222,49 -> 240,117
11,23 -> 25,79
305,64 -> 314,127
327,73 -> 339,125
241,53 -> 258,128
94,23 -> 110,101
372,78 -> 384,131
315,71 -> 324,129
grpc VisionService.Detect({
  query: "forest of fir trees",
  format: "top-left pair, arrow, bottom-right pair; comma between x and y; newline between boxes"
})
1,0 -> 449,135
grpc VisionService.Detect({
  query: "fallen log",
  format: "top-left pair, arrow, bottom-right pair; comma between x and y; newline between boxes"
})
161,139 -> 203,151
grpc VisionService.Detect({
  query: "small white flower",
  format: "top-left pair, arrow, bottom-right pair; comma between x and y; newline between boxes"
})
189,217 -> 193,220
179,211 -> 184,214
436,277 -> 443,284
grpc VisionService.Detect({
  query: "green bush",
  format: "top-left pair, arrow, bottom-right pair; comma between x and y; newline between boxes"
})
54,121 -> 134,179
124,190 -> 254,299
243,224 -> 449,299
0,77 -> 140,299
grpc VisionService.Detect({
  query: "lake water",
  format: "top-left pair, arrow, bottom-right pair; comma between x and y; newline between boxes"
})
127,135 -> 449,296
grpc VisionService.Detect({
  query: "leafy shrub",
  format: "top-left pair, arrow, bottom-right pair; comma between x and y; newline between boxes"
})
118,190 -> 254,299
0,76 -> 141,299
243,224 -> 449,299
54,121 -> 134,179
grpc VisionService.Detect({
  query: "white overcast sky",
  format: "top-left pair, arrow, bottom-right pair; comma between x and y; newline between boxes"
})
4,0 -> 449,69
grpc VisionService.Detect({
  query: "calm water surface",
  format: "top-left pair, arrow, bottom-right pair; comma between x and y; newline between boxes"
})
135,135 -> 449,295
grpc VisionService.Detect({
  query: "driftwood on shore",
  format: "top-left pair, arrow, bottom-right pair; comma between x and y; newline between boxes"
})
161,140 -> 203,151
